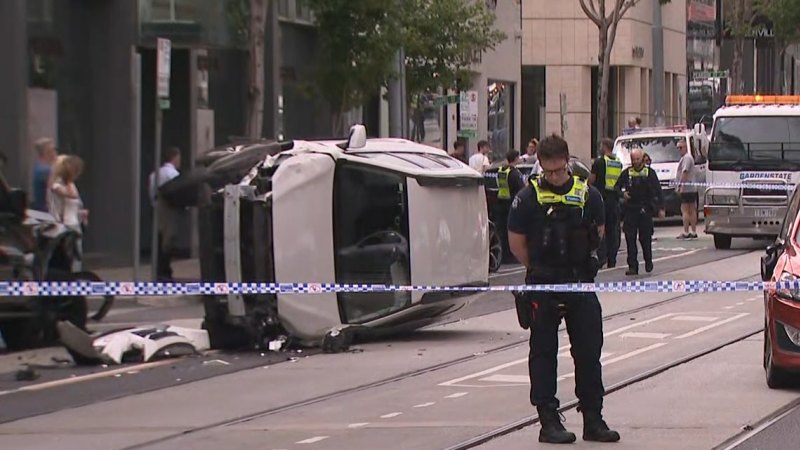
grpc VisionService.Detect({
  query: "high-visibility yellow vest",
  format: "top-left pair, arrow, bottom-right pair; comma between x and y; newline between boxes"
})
603,155 -> 623,191
497,166 -> 512,200
531,176 -> 588,209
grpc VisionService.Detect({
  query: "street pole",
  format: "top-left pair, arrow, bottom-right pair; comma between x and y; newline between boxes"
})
652,0 -> 666,127
152,38 -> 171,281
388,48 -> 404,138
132,49 -> 142,297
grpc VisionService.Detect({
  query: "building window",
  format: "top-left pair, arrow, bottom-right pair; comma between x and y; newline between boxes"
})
27,0 -> 53,23
278,0 -> 290,18
295,0 -> 313,22
488,80 -> 514,158
140,0 -> 198,22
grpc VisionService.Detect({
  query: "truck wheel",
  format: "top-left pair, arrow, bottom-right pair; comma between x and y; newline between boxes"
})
713,234 -> 732,250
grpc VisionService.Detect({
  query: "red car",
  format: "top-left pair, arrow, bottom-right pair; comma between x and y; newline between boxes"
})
761,186 -> 800,388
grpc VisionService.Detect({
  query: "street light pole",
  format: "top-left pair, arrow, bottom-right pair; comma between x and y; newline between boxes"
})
652,0 -> 666,126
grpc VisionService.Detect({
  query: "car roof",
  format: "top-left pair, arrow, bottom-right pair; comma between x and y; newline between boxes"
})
288,138 -> 481,179
615,131 -> 691,141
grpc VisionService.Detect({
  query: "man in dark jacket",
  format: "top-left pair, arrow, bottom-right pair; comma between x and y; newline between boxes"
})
615,148 -> 664,275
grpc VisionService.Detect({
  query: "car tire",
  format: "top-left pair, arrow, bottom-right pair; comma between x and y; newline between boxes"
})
0,319 -> 43,351
765,328 -> 793,389
713,234 -> 732,250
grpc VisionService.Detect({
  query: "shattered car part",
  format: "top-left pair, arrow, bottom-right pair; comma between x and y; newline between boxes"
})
160,125 -> 489,350
57,321 -> 210,365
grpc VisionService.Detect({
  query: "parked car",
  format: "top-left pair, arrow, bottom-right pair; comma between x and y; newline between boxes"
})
760,185 -> 800,388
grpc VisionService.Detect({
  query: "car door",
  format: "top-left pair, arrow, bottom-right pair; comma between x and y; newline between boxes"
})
772,187 -> 800,280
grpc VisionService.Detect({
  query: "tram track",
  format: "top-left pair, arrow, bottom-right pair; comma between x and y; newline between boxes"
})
121,250 -> 762,449
443,328 -> 764,450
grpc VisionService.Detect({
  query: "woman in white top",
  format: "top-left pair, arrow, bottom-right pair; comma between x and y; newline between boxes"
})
50,155 -> 89,271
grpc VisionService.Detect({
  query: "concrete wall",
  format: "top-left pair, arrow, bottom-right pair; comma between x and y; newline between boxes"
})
0,0 -> 28,189
523,0 -> 688,162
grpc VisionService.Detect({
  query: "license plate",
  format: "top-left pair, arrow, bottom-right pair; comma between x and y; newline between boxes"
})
754,209 -> 778,218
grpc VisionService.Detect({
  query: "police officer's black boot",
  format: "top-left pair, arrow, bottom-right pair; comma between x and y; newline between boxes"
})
582,409 -> 621,442
537,406 -> 576,444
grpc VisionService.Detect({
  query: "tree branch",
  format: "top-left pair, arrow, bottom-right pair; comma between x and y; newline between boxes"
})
579,0 -> 602,27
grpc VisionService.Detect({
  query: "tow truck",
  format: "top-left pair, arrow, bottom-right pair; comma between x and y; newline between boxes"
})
703,95 -> 800,249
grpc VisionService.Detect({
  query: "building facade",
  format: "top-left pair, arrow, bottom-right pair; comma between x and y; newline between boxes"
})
392,0 -> 522,162
521,0 -> 688,163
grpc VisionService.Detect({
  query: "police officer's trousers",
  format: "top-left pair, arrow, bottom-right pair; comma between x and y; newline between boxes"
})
601,194 -> 621,267
623,209 -> 654,271
528,292 -> 605,412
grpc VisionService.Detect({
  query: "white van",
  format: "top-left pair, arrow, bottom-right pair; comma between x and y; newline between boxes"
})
612,127 -> 709,216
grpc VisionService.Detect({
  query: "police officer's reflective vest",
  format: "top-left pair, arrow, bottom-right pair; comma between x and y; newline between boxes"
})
603,155 -> 623,191
630,166 -> 649,178
497,166 -> 512,200
528,176 -> 596,281
624,166 -> 652,209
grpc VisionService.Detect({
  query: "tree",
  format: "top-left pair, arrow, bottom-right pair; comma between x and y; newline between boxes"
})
722,0 -> 755,94
402,0 -> 506,99
756,0 -> 800,93
225,0 -> 267,139
306,0 -> 405,135
579,0 -> 671,138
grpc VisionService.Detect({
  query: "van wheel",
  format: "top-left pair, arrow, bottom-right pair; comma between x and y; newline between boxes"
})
713,234 -> 732,250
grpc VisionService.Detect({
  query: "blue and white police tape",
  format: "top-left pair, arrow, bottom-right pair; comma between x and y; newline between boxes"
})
666,181 -> 796,191
0,280 -> 794,297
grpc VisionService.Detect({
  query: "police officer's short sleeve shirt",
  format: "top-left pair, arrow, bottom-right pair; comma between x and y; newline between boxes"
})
507,178 -> 605,236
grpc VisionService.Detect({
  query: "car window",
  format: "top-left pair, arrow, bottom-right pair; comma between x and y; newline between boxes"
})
333,163 -> 412,324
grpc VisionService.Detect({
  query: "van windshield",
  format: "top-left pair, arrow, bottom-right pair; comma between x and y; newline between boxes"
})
709,116 -> 800,171
618,137 -> 683,163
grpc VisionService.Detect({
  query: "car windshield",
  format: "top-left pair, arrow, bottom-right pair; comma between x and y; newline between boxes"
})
618,137 -> 683,163
709,116 -> 800,171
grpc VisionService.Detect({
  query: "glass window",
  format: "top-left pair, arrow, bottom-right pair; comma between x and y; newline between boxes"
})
278,0 -> 290,18
140,0 -> 198,22
618,136 -> 683,163
488,81 -> 514,159
333,164 -> 411,324
295,0 -> 313,21
412,93 -> 446,150
709,116 -> 800,170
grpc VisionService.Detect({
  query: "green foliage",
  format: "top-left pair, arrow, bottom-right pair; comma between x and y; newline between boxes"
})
722,0 -> 755,38
401,0 -> 506,96
226,0 -> 249,48
306,0 -> 404,114
756,0 -> 800,45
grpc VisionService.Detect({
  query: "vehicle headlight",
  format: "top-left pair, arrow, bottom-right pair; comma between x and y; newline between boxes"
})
777,272 -> 800,301
783,322 -> 800,347
708,195 -> 738,205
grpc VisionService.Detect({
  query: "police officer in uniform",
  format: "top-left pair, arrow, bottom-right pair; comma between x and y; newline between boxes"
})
495,150 -> 525,262
508,134 -> 620,444
615,148 -> 664,275
590,138 -> 623,268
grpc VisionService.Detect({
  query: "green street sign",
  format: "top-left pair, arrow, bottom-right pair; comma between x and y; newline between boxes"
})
457,130 -> 478,139
159,97 -> 170,110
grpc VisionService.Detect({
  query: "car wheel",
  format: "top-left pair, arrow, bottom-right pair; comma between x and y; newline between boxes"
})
489,224 -> 503,273
765,328 -> 793,389
713,234 -> 732,250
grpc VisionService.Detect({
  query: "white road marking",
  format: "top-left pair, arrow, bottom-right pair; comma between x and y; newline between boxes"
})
440,314 -> 673,387
674,313 -> 750,339
601,343 -> 667,365
557,344 -> 667,381
723,305 -> 735,309
413,402 -> 436,408
0,359 -> 176,397
620,332 -> 671,340
380,412 -> 403,419
296,436 -> 329,444
736,302 -> 745,306
348,423 -> 369,429
445,392 -> 469,399
672,315 -> 718,322
746,298 -> 757,302
479,374 -> 529,384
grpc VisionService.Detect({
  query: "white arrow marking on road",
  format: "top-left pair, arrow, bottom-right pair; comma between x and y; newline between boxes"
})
674,313 -> 750,339
620,332 -> 671,340
672,315 -> 718,322
380,412 -> 403,419
414,402 -> 436,408
296,436 -> 329,444
348,423 -> 369,429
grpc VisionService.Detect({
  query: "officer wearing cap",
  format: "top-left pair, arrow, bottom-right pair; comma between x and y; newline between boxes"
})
615,148 -> 664,275
507,134 -> 620,444
495,150 -> 525,262
590,138 -> 623,268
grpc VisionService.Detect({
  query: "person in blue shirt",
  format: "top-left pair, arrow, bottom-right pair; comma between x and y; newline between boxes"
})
32,138 -> 58,211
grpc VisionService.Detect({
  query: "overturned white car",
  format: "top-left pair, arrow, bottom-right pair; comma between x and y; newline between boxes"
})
162,126 -> 489,350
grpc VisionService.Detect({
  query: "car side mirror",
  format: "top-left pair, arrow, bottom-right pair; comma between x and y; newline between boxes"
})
761,240 -> 784,281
